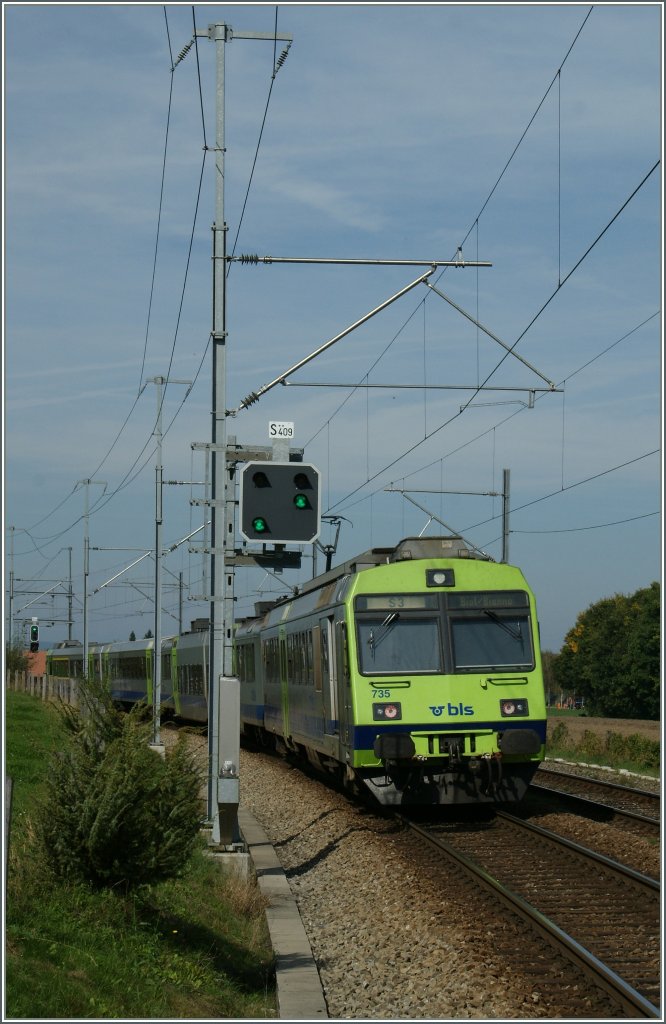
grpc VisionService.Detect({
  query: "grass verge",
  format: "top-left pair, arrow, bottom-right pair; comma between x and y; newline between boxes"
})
546,719 -> 660,778
5,690 -> 277,1019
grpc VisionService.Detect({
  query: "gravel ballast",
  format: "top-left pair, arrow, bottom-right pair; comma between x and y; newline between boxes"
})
239,749 -> 637,1019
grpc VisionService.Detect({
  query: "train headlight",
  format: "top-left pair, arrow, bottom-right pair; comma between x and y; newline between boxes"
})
426,568 -> 455,587
500,698 -> 529,717
372,702 -> 402,721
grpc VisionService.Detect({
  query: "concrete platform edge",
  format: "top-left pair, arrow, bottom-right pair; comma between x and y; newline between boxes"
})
238,805 -> 329,1020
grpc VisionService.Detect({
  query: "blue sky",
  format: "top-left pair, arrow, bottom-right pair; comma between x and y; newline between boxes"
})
3,2 -> 662,654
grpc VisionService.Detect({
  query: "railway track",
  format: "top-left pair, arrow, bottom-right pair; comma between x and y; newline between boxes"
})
403,809 -> 661,1018
535,765 -> 660,814
527,767 -> 660,840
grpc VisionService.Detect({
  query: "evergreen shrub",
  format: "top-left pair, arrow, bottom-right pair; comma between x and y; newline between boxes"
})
37,680 -> 204,891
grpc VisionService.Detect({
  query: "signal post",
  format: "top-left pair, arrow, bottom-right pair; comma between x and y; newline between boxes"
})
198,18 -> 293,849
207,428 -> 319,850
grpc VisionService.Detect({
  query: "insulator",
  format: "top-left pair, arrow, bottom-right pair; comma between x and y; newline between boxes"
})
174,40 -> 193,67
239,253 -> 260,265
274,44 -> 291,75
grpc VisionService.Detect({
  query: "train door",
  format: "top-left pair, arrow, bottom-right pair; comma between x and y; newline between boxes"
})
171,641 -> 181,716
337,620 -> 353,748
320,615 -> 339,737
278,625 -> 290,738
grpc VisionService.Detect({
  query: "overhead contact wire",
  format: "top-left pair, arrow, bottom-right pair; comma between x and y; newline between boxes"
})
308,5 -> 597,497
326,163 -> 660,515
17,8 -> 182,540
227,7 -> 283,272
330,310 -> 660,522
138,7 -> 175,396
26,19 -> 208,545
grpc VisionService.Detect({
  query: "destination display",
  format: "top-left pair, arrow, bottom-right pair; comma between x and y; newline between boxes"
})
447,591 -> 529,610
356,594 -> 439,611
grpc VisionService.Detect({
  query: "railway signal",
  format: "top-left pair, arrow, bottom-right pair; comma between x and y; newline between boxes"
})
239,462 -> 321,544
29,620 -> 39,652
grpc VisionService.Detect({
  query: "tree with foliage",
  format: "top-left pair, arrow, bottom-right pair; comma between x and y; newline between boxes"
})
540,650 -> 558,705
553,582 -> 660,719
37,679 -> 204,891
143,630 -> 153,639
129,630 -> 136,642
5,644 -> 29,674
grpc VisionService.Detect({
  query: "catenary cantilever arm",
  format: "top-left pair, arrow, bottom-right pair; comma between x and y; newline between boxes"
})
231,267 -> 438,412
424,279 -> 557,389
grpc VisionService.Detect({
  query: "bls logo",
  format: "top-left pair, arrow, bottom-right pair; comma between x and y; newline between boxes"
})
429,702 -> 474,717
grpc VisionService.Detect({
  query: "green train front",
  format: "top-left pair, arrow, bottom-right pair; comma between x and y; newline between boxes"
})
340,540 -> 546,805
238,536 -> 547,806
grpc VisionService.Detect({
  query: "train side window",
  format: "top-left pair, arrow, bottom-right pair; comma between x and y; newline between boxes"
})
320,627 -> 329,682
263,637 -> 279,687
305,630 -> 313,686
238,643 -> 256,684
312,626 -> 322,692
189,663 -> 204,695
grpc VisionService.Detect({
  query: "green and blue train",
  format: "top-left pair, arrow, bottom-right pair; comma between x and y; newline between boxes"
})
47,536 -> 547,806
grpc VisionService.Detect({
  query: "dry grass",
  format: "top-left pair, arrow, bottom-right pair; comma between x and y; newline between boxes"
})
548,715 -> 660,744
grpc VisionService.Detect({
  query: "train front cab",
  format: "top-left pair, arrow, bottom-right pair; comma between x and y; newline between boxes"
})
343,556 -> 547,806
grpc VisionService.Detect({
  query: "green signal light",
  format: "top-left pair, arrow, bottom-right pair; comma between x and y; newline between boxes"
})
293,493 -> 308,510
252,516 -> 268,534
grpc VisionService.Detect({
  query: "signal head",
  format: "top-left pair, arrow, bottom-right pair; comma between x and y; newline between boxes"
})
239,461 -> 321,544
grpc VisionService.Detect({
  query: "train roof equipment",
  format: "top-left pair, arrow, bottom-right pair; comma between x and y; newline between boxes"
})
292,535 -> 493,601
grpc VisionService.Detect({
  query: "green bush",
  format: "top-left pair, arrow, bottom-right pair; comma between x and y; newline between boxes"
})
37,681 -> 204,891
604,731 -> 629,761
548,721 -> 570,748
578,729 -> 604,759
622,733 -> 660,770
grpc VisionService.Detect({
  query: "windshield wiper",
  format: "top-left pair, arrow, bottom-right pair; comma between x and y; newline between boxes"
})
367,612 -> 400,651
483,609 -> 523,643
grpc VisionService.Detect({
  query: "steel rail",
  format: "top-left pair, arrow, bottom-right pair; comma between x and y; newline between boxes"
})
497,808 -> 659,890
536,765 -> 660,810
401,813 -> 660,1019
529,782 -> 660,836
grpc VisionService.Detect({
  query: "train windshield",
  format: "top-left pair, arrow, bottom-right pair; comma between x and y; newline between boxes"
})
354,590 -> 534,675
449,596 -> 534,672
356,610 -> 442,674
